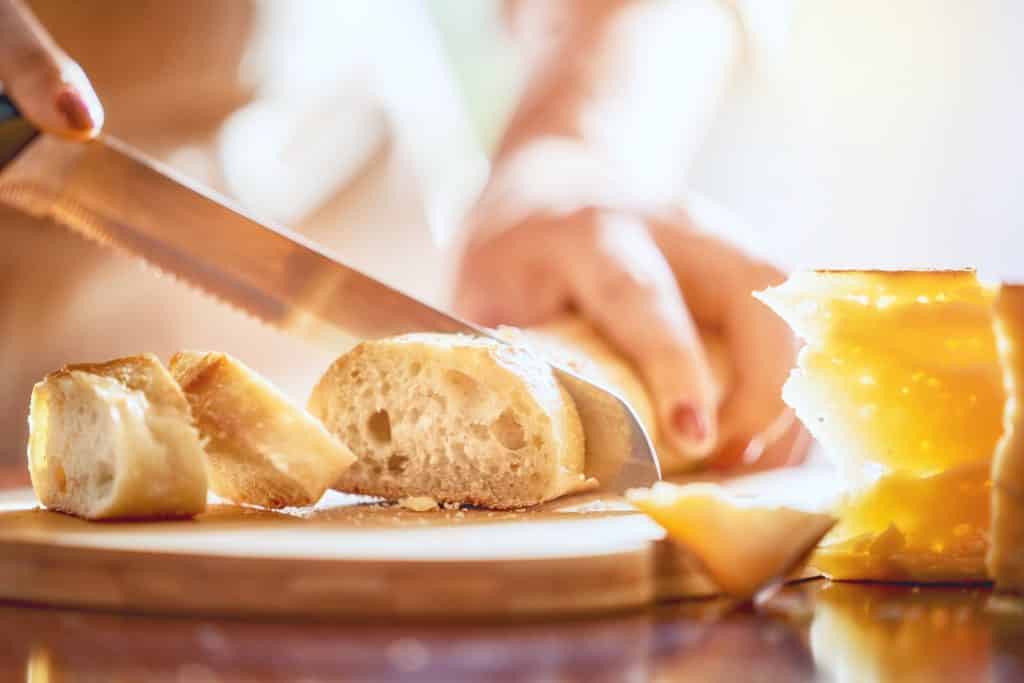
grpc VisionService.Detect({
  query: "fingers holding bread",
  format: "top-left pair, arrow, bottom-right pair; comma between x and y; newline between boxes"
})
564,211 -> 721,463
510,316 -> 731,475
24,320 -> 739,523
648,207 -> 802,472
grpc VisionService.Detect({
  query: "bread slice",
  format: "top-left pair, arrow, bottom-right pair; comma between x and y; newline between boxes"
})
309,334 -> 588,509
27,354 -> 208,520
988,285 -> 1024,592
170,351 -> 354,509
502,317 -> 731,474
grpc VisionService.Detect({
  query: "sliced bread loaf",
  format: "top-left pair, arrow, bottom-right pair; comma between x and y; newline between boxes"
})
309,334 -> 589,509
27,354 -> 208,519
170,351 -> 354,509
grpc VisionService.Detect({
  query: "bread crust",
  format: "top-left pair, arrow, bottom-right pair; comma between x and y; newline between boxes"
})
28,354 -> 208,520
170,351 -> 354,509
310,334 -> 587,509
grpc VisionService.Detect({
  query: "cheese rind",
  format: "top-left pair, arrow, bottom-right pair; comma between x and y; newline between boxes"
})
988,285 -> 1024,592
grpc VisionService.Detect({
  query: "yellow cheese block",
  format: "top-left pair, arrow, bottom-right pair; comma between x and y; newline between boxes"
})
759,270 -> 1004,474
758,270 -> 1004,583
988,285 -> 1024,592
811,463 -> 991,582
628,481 -> 834,596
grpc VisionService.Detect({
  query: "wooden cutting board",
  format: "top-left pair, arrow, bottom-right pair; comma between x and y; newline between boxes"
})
0,489 -> 718,620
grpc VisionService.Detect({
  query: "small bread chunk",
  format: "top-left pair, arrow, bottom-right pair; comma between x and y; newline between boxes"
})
989,285 -> 1024,592
309,334 -> 588,509
27,354 -> 208,520
170,351 -> 354,509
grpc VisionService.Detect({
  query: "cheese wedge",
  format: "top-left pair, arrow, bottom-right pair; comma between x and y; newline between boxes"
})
628,481 -> 835,596
758,270 -> 1004,582
988,285 -> 1024,592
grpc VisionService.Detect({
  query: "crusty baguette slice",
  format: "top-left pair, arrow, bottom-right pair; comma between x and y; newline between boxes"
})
170,351 -> 354,509
309,334 -> 589,509
989,285 -> 1024,592
27,354 -> 208,520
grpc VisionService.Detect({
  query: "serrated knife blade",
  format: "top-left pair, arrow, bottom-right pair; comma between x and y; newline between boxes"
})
0,94 -> 660,492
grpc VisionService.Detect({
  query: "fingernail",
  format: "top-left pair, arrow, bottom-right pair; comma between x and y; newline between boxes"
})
55,87 -> 95,133
671,402 -> 709,445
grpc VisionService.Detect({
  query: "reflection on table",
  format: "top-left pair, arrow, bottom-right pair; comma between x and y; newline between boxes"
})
4,580 -> 1023,682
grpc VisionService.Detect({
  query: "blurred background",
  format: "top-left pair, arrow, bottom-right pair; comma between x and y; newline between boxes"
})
3,0 -> 1024,466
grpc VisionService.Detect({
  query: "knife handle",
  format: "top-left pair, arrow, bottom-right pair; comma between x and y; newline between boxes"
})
0,93 -> 39,169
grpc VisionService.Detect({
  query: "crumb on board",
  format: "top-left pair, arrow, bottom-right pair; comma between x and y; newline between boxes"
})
397,496 -> 440,512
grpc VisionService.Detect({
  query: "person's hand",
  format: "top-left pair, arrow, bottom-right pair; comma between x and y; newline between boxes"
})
454,204 -> 810,472
0,0 -> 102,139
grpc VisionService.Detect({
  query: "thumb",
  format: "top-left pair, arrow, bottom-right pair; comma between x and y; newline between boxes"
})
0,0 -> 103,139
565,210 -> 719,460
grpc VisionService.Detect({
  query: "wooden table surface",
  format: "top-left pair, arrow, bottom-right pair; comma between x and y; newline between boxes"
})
2,464 -> 1023,682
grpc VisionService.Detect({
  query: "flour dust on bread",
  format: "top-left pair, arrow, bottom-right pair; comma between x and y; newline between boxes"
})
27,354 -> 208,520
171,351 -> 354,509
309,334 -> 589,509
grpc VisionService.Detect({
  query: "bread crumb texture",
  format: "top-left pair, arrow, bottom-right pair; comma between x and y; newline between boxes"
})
309,334 -> 587,509
27,354 -> 208,520
398,496 -> 440,512
171,351 -> 354,509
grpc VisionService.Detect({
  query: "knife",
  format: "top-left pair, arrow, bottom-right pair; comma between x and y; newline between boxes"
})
0,93 -> 660,492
